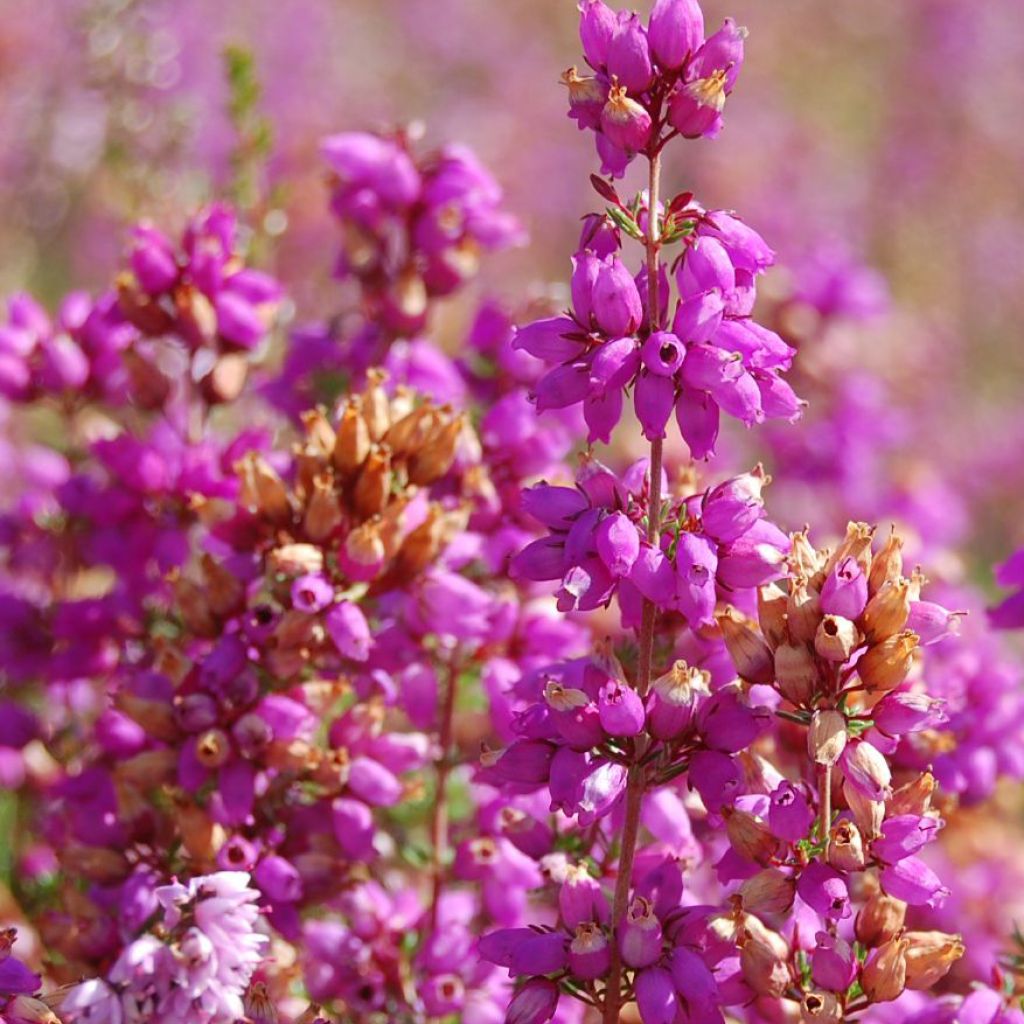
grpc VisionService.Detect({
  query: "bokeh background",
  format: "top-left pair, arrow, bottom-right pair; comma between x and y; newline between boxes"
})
2,0 -> 1023,571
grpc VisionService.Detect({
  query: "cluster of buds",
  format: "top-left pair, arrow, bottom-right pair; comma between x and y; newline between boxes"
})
566,0 -> 745,176
60,872 -> 267,1024
727,522 -> 961,709
322,130 -> 524,339
515,183 -> 800,458
513,464 -> 788,624
481,857 -> 725,1024
707,523 -> 968,1015
31,371 -> 478,978
0,290 -> 133,405
117,204 -> 283,404
482,649 -> 767,823
220,367 -> 475,638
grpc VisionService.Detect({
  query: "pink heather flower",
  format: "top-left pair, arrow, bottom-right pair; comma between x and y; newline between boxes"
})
648,0 -> 704,70
617,897 -> 663,968
811,932 -> 857,992
505,978 -> 559,1024
797,861 -> 851,921
325,600 -> 372,662
820,556 -> 869,620
64,872 -> 266,1024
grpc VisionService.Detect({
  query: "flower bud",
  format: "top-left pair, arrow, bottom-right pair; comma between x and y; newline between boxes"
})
607,13 -> 654,93
757,582 -> 788,649
718,606 -> 774,685
325,601 -> 371,662
514,315 -> 583,362
199,351 -> 249,404
329,400 -> 369,478
674,385 -> 719,460
862,578 -> 911,641
562,67 -> 607,131
820,556 -> 868,620
888,771 -> 936,817
814,614 -> 859,662
634,371 -> 676,441
647,661 -> 708,740
787,576 -> 823,643
862,937 -> 908,1003
768,781 -> 814,842
790,529 -> 825,580
843,778 -> 884,840
869,530 -> 904,594
879,855 -> 949,908
826,522 -> 875,577
601,85 -> 653,154
359,368 -> 391,440
903,931 -> 964,990
648,0 -> 704,70
560,864 -> 609,929
506,978 -> 559,1024
827,820 -> 865,872
568,922 -> 611,980
668,70 -> 728,137
906,600 -> 964,646
641,330 -> 686,377
841,740 -> 891,801
703,469 -> 769,544
592,255 -> 643,335
871,690 -> 945,737
304,472 -> 342,541
342,519 -> 386,581
774,642 -> 820,706
240,453 -> 291,523
578,0 -> 617,68
723,806 -> 777,864
353,444 -> 392,518
268,542 -> 324,577
738,868 -> 795,917
409,413 -> 465,485
598,679 -> 645,737
596,511 -> 640,577
392,503 -> 446,577
811,932 -> 856,992
618,896 -> 663,968
635,965 -> 678,1024
856,888 -> 907,947
808,710 -> 847,766
796,861 -> 851,922
738,922 -> 790,998
858,631 -> 918,692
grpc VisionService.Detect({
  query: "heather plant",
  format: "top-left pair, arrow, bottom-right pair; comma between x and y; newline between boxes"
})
1,3 -> 1024,1024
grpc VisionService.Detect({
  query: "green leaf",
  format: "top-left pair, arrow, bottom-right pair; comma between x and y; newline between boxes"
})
606,205 -> 644,241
